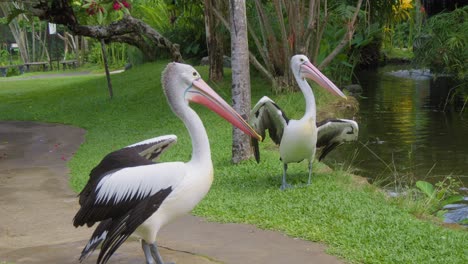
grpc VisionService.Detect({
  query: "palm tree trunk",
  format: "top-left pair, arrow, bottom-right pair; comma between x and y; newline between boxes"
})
229,0 -> 252,163
204,0 -> 224,81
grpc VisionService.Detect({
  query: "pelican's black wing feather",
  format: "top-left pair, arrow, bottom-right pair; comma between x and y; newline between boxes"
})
79,135 -> 177,206
316,119 -> 359,161
250,96 -> 289,162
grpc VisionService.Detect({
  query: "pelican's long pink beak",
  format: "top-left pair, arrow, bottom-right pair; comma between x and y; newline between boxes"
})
187,78 -> 262,141
301,61 -> 347,99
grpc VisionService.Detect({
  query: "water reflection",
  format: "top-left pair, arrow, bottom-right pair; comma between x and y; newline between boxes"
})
324,65 -> 468,186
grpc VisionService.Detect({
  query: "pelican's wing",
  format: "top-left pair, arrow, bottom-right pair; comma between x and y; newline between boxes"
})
74,162 -> 185,263
80,135 -> 177,206
250,96 -> 289,163
125,135 -> 178,162
316,119 -> 358,161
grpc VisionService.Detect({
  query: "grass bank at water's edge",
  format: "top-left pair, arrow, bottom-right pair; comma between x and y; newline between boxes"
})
0,61 -> 466,264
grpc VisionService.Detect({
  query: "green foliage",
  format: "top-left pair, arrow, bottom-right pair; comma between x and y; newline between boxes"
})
415,177 -> 464,214
413,6 -> 468,81
86,41 -> 127,68
6,67 -> 20,77
0,49 -> 9,66
134,0 -> 206,60
320,6 -> 380,84
416,180 -> 434,198
86,42 -> 103,65
381,0 -> 420,52
5,6 -> 27,24
412,6 -> 468,109
133,1 -> 171,32
382,46 -> 414,60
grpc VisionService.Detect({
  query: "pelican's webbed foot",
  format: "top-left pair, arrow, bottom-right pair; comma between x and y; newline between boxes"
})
142,240 -> 175,264
280,182 -> 293,190
280,163 -> 293,190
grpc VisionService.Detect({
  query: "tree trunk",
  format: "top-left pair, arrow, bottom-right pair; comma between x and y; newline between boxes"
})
32,20 -> 35,62
204,0 -> 224,81
212,6 -> 279,90
0,3 -> 29,63
229,0 -> 252,164
318,0 -> 363,70
74,35 -> 80,64
80,36 -> 86,66
100,39 -> 113,99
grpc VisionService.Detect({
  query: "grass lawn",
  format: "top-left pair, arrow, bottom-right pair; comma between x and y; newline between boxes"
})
1,61 -> 466,263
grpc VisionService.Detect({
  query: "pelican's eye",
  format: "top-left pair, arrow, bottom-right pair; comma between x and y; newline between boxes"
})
192,72 -> 197,77
300,58 -> 304,62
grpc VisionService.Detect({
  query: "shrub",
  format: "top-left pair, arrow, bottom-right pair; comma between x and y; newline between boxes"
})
413,6 -> 467,80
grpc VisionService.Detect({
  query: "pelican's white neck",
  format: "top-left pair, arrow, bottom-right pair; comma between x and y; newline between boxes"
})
179,105 -> 212,165
293,69 -> 316,121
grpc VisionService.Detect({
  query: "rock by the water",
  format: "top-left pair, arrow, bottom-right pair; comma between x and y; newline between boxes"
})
200,56 -> 209,66
444,206 -> 468,224
200,56 -> 231,68
124,63 -> 133,71
343,84 -> 363,95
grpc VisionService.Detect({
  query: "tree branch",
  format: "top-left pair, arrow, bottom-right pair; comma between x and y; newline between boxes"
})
212,5 -> 278,88
27,0 -> 182,62
318,0 -> 363,70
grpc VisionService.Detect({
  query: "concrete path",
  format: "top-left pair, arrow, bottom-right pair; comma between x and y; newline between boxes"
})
0,121 -> 344,264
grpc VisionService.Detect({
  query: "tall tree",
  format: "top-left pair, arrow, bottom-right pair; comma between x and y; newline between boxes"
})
229,0 -> 252,163
213,0 -> 365,93
0,2 -> 30,63
204,0 -> 224,81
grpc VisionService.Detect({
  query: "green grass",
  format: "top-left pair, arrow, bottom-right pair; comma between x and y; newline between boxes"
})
1,61 -> 466,264
382,47 -> 414,61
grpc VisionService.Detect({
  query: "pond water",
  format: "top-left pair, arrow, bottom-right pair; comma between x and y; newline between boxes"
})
323,65 -> 468,188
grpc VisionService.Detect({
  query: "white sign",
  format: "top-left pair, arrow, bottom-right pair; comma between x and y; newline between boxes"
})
48,23 -> 57,34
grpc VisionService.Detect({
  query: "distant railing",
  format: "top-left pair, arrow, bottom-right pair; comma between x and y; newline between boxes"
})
24,62 -> 48,72
60,60 -> 78,70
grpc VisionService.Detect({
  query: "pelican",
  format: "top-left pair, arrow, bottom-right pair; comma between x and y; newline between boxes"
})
74,62 -> 261,264
316,118 -> 359,161
250,54 -> 346,190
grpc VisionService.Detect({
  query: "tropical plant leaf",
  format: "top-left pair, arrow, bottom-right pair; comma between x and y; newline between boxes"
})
440,195 -> 464,207
416,180 -> 434,198
6,7 -> 26,24
435,209 -> 447,219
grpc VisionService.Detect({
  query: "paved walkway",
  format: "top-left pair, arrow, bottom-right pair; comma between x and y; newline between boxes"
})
0,121 -> 344,264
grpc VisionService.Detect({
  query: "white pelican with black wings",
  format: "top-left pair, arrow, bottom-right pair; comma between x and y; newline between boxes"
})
74,62 -> 261,264
250,55 -> 346,190
316,119 -> 359,161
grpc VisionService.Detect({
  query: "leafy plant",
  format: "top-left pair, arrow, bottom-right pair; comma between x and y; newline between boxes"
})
412,6 -> 468,113
415,177 -> 464,214
86,41 -> 128,68
135,0 -> 206,60
413,6 -> 467,81
6,67 -> 20,77
0,49 -> 9,66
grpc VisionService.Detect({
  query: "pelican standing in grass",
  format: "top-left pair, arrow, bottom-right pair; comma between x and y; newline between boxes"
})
74,62 -> 262,264
250,54 -> 346,190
